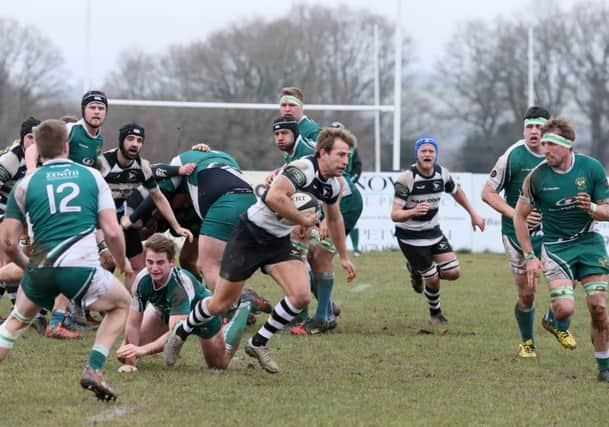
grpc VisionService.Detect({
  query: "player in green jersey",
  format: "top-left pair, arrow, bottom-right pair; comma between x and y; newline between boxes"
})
0,119 -> 132,401
279,86 -> 321,141
515,117 -> 609,381
482,106 -> 554,358
115,234 -> 250,372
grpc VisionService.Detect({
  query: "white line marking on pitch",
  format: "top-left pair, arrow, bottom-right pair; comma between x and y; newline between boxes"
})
349,283 -> 371,292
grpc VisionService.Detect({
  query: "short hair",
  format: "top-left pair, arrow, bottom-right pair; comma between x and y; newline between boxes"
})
144,233 -> 177,260
315,127 -> 357,157
542,117 -> 576,142
34,119 -> 67,159
524,106 -> 551,121
280,87 -> 304,103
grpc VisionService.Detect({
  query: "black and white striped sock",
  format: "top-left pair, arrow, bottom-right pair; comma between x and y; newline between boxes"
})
424,285 -> 441,316
179,297 -> 213,339
252,297 -> 301,347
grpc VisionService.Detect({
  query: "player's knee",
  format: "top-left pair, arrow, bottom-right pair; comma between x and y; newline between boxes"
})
518,294 -> 535,309
589,301 -> 608,320
0,309 -> 34,352
551,301 -> 574,320
437,258 -> 460,280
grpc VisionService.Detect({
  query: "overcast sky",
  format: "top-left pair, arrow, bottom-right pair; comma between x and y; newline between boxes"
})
0,0 -> 579,93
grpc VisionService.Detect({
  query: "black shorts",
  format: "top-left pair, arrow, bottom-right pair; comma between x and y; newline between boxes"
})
124,228 -> 144,259
397,234 -> 453,273
219,214 -> 303,282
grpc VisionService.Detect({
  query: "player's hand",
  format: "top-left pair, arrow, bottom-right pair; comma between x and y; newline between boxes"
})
265,171 -> 278,187
191,143 -> 210,152
526,209 -> 542,228
178,163 -> 196,176
294,225 -> 313,240
341,257 -> 357,282
116,343 -> 142,359
99,250 -> 116,272
118,364 -> 138,373
318,220 -> 329,240
576,192 -> 592,211
300,212 -> 319,228
174,226 -> 194,243
471,213 -> 486,231
121,215 -> 133,230
412,201 -> 429,217
525,257 -> 541,288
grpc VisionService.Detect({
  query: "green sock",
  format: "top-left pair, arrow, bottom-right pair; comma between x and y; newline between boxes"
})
514,304 -> 535,342
548,309 -> 570,331
223,302 -> 251,354
49,310 -> 65,328
596,356 -> 609,371
88,345 -> 109,372
313,272 -> 334,321
350,228 -> 360,252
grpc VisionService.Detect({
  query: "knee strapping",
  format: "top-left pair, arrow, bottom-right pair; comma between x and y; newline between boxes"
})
438,258 -> 459,272
584,281 -> 608,296
421,264 -> 438,280
550,286 -> 575,301
0,308 -> 34,349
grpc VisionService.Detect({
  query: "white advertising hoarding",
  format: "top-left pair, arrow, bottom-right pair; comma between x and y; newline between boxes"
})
243,171 -> 609,253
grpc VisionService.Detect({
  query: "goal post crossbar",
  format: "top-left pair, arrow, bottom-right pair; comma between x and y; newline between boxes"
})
109,99 -> 395,113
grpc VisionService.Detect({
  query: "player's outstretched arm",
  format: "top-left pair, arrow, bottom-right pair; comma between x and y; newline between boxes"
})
481,183 -> 514,219
149,188 -> 193,242
98,208 -> 132,279
452,187 -> 485,231
325,203 -> 356,282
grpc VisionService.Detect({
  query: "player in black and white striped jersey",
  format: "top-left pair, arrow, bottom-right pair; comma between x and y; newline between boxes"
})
165,127 -> 357,373
391,137 -> 485,325
99,123 -> 193,280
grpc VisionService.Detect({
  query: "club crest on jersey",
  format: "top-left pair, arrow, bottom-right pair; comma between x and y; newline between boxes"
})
575,177 -> 587,191
599,257 -> 609,268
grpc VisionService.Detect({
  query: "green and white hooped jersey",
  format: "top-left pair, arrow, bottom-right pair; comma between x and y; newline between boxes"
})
4,159 -> 115,267
298,116 -> 321,141
486,139 -> 545,238
67,119 -> 104,167
521,152 -> 609,244
131,266 -> 210,318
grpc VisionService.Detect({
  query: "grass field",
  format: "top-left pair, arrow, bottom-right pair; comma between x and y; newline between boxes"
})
2,251 -> 609,426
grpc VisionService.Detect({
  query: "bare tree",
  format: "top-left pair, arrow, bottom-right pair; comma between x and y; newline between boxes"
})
558,1 -> 609,163
103,5 -> 411,169
0,18 -> 67,143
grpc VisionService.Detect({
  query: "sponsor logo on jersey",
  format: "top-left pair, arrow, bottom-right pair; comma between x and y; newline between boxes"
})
555,196 -> 577,207
82,157 -> 95,166
490,170 -> 497,178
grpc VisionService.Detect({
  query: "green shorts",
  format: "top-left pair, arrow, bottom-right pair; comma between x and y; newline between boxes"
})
340,188 -> 363,235
543,232 -> 609,281
200,192 -> 256,241
21,266 -> 111,310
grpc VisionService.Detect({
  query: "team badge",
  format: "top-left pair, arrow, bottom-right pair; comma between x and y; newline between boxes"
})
599,257 -> 609,268
575,177 -> 586,191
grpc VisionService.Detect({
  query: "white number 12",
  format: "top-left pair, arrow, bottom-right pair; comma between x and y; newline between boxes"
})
46,183 -> 82,214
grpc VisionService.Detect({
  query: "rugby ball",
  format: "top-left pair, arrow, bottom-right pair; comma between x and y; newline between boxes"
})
278,191 -> 320,225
